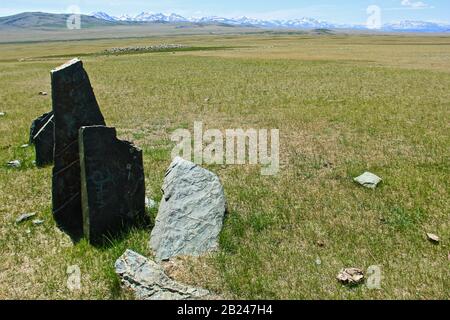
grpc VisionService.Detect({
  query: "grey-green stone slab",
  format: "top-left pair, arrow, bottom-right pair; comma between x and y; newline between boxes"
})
115,250 -> 210,300
150,157 -> 227,261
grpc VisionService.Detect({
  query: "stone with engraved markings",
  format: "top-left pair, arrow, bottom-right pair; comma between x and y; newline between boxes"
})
51,58 -> 106,240
150,157 -> 227,261
115,249 -> 211,300
79,125 -> 146,244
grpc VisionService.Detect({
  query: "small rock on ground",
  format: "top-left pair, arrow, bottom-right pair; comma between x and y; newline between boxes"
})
354,172 -> 382,189
16,212 -> 36,223
115,249 -> 211,300
7,160 -> 21,168
145,197 -> 158,210
337,268 -> 365,285
427,233 -> 440,243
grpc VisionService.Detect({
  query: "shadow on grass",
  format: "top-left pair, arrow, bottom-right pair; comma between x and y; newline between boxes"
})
59,206 -> 156,250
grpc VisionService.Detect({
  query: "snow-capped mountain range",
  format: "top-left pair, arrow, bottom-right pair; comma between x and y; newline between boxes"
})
91,11 -> 450,32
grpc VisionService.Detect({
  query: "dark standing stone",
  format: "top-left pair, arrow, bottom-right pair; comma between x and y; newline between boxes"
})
52,58 -> 106,240
79,125 -> 146,244
29,111 -> 54,167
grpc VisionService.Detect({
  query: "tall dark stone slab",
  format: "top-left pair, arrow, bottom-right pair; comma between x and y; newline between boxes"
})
51,58 -> 106,240
79,126 -> 146,244
29,111 -> 54,167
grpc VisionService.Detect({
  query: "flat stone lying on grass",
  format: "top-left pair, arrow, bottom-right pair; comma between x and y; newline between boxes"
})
66,265 -> 81,291
29,111 -> 54,167
426,233 -> 440,244
7,160 -> 21,168
79,125 -> 146,244
0,112 -> 5,117
150,157 -> 227,262
32,219 -> 45,225
115,250 -> 211,300
51,58 -> 106,240
354,172 -> 382,189
38,91 -> 48,96
337,268 -> 365,285
16,212 -> 37,223
21,144 -> 29,148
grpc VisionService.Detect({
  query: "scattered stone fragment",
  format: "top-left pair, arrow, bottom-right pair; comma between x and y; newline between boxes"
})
0,112 -> 5,117
79,125 -> 146,244
29,111 -> 54,167
150,157 -> 227,262
51,58 -> 106,240
145,197 -> 158,210
25,229 -> 31,234
315,257 -> 322,266
427,233 -> 440,244
39,91 -> 48,96
115,249 -> 211,300
66,265 -> 81,291
21,144 -> 29,148
337,268 -> 365,285
16,212 -> 37,223
32,219 -> 45,225
316,240 -> 325,248
354,172 -> 382,189
7,160 -> 21,168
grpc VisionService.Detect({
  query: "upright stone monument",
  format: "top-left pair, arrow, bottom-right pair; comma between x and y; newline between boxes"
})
150,157 -> 227,261
51,58 -> 106,240
79,125 -> 146,244
29,111 -> 54,167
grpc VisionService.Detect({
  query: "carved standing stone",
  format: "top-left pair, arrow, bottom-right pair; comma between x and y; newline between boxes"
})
29,111 -> 54,167
51,58 -> 106,240
150,157 -> 227,261
79,125 -> 146,244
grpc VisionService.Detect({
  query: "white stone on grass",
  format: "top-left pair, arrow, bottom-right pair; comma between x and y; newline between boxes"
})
16,212 -> 37,223
354,172 -> 382,189
145,197 -> 158,210
7,160 -> 21,168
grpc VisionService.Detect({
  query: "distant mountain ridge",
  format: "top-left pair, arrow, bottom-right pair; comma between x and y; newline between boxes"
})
0,12 -> 449,32
91,11 -> 450,32
0,12 -> 117,28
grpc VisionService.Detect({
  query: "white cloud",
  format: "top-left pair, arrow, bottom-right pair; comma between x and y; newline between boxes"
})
401,0 -> 431,9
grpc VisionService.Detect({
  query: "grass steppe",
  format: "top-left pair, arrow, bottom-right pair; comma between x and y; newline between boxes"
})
0,34 -> 449,299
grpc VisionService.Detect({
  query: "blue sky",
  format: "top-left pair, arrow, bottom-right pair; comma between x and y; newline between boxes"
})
1,0 -> 449,23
